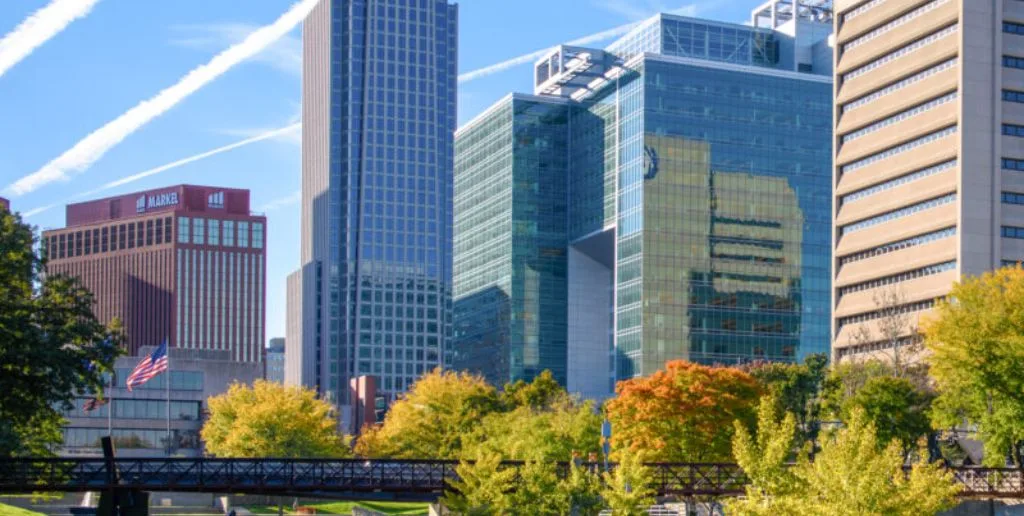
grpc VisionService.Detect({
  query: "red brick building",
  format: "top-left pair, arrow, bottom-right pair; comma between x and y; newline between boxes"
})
42,185 -> 266,362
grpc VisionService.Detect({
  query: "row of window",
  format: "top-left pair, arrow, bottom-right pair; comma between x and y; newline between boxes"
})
1004,157 -> 1024,171
837,299 -> 936,328
842,0 -> 950,53
841,193 -> 957,235
1005,21 -> 1024,35
842,160 -> 956,204
63,428 -> 199,449
45,217 -> 173,260
843,0 -> 886,23
64,398 -> 201,421
1003,55 -> 1024,70
1001,226 -> 1024,239
1005,89 -> 1024,104
1003,124 -> 1024,137
839,227 -> 956,266
838,261 -> 956,296
112,369 -> 203,391
841,126 -> 957,175
843,58 -> 957,114
841,92 -> 957,144
178,217 -> 263,249
1003,191 -> 1024,205
843,24 -> 957,82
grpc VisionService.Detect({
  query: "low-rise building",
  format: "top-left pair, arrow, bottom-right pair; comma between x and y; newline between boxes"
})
266,338 -> 285,383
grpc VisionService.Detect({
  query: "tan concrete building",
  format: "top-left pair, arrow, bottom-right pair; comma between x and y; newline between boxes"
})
832,0 -> 1024,361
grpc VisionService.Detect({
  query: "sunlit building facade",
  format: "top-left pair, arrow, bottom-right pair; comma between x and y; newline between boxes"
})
293,0 -> 457,406
455,4 -> 833,399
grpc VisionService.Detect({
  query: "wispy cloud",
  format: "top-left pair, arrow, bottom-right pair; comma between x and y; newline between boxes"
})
4,0 -> 320,198
22,123 -> 301,219
216,103 -> 302,146
259,190 -> 300,212
458,2 -> 702,83
0,0 -> 100,78
170,22 -> 301,76
596,0 -> 699,21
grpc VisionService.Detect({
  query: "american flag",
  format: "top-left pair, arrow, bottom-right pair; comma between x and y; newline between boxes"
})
126,340 -> 168,392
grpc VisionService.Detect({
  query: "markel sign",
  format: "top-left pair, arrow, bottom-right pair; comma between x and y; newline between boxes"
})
136,192 -> 179,213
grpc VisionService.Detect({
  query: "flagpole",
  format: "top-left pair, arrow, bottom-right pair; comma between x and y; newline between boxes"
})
166,340 -> 171,457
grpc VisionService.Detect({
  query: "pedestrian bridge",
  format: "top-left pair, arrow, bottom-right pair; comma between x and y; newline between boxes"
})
0,458 -> 1020,501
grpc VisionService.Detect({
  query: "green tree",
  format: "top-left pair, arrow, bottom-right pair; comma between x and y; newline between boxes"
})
355,369 -> 501,458
442,452 -> 516,516
562,461 -> 604,516
600,451 -> 655,516
604,360 -> 761,462
727,408 -> 959,516
508,460 -> 569,515
202,380 -> 351,457
742,354 -> 827,443
731,396 -> 799,500
923,267 -> 1024,466
843,376 -> 932,455
463,395 -> 601,461
0,209 -> 121,457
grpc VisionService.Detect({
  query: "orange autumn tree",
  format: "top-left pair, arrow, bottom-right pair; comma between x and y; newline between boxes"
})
605,361 -> 762,462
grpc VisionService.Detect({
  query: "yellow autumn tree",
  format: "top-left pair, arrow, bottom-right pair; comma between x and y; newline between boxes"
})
355,368 -> 501,458
202,380 -> 351,458
923,266 -> 1024,465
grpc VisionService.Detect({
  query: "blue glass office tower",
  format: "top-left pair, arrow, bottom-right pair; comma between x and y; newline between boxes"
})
454,2 -> 833,399
291,0 -> 456,408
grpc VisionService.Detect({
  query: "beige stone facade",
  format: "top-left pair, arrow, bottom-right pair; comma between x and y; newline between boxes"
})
833,0 -> 1019,361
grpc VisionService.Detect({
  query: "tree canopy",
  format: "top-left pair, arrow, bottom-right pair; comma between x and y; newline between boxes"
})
728,402 -> 959,516
0,209 -> 120,457
202,380 -> 351,458
741,353 -> 827,444
355,369 -> 501,459
604,360 -> 761,462
924,266 -> 1024,465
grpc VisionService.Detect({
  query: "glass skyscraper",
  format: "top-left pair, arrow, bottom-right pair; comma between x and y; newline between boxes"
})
455,3 -> 833,399
291,0 -> 457,407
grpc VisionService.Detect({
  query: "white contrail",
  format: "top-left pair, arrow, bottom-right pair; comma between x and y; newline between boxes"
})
5,0 -> 319,197
22,123 -> 300,219
458,4 -> 700,84
259,189 -> 301,212
0,0 -> 100,78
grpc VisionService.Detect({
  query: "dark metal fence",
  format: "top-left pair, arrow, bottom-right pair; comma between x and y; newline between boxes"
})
0,458 -> 1020,499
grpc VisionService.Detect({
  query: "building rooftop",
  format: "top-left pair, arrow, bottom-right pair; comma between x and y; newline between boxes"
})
57,184 -> 257,229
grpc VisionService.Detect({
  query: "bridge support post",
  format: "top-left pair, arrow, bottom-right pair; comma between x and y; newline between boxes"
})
96,436 -> 150,516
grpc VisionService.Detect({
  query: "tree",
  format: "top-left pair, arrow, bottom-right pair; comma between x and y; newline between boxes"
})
442,452 -> 517,516
742,354 -> 827,444
202,380 -> 351,458
849,287 -> 923,375
501,370 -> 563,410
355,369 -> 501,458
0,209 -> 121,457
600,451 -> 655,516
604,360 -> 761,462
842,376 -> 932,456
508,460 -> 570,515
726,407 -> 959,516
923,266 -> 1024,466
463,395 -> 602,461
731,396 -> 799,500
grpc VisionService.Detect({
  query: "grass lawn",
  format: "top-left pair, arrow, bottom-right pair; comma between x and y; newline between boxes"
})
248,500 -> 428,515
0,503 -> 44,516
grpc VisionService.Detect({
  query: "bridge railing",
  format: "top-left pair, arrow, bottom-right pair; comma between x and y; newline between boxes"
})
1,458 -> 1022,498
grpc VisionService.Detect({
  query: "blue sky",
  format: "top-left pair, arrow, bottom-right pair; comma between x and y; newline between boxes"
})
0,0 -> 763,342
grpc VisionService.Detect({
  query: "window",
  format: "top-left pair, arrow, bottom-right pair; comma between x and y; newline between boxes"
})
1006,21 -> 1024,35
208,219 -> 220,246
843,59 -> 957,114
223,220 -> 235,247
842,0 -> 951,52
841,92 -> 957,144
839,227 -> 956,265
1004,55 -> 1024,70
238,222 -> 249,248
1003,191 -> 1024,205
1002,226 -> 1024,239
843,0 -> 885,22
838,261 -> 956,296
192,218 -> 205,244
1004,157 -> 1024,170
843,25 -> 957,82
1004,124 -> 1024,137
837,299 -> 937,327
1005,89 -> 1024,104
252,222 -> 264,249
178,217 -> 189,243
